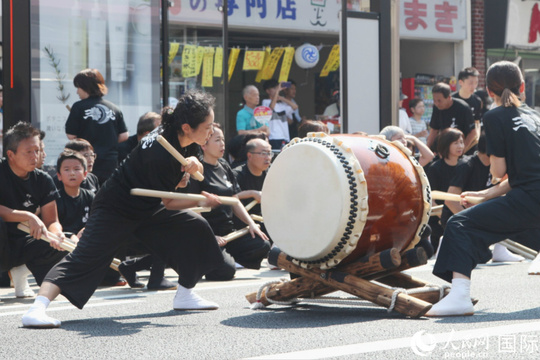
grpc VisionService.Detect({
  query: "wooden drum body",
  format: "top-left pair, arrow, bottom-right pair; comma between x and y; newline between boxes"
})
261,133 -> 431,269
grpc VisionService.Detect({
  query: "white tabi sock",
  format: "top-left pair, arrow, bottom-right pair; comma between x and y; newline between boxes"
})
529,253 -> 540,275
22,295 -> 61,328
425,278 -> 474,317
10,265 -> 35,298
492,243 -> 525,262
173,285 -> 219,310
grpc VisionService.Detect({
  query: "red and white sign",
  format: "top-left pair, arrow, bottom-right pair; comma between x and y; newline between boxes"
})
253,106 -> 273,124
399,0 -> 467,41
506,0 -> 540,49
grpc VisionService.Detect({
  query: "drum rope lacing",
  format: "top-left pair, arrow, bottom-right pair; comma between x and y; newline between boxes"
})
387,283 -> 451,313
251,279 -> 451,312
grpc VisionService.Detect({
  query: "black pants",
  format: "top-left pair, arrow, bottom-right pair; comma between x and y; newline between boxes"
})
44,205 -> 224,309
205,232 -> 271,281
0,218 -> 67,284
433,188 -> 540,282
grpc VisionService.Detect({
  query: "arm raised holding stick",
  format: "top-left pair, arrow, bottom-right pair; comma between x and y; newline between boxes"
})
157,135 -> 204,181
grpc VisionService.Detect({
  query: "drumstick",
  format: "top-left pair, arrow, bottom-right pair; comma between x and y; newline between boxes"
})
131,188 -> 239,206
430,205 -> 443,217
17,223 -> 121,271
431,190 -> 483,205
188,207 -> 212,213
156,135 -> 204,181
245,199 -> 259,212
222,225 -> 260,243
250,214 -> 264,222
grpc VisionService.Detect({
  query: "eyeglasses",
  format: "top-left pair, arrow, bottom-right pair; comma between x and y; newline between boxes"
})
250,151 -> 273,157
83,152 -> 97,159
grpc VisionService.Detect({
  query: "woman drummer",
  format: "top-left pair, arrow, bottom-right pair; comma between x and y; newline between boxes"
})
427,61 -> 540,316
22,91 -> 225,328
183,123 -> 270,280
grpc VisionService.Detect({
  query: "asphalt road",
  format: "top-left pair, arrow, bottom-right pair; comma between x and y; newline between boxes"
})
1,258 -> 540,360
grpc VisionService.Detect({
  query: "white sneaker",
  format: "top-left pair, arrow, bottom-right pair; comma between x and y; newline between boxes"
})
173,290 -> 219,311
21,309 -> 61,328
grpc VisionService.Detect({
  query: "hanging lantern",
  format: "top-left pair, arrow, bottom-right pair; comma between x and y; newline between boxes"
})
295,43 -> 319,69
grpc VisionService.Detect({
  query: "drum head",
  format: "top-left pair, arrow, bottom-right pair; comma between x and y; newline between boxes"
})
262,136 -> 367,265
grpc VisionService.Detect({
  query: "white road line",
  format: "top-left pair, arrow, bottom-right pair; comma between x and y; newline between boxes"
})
245,321 -> 540,359
0,299 -> 144,317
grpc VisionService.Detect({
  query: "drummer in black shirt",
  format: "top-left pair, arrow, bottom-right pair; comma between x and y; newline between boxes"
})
427,82 -> 477,154
427,61 -> 540,316
22,91 -> 225,328
185,124 -> 270,281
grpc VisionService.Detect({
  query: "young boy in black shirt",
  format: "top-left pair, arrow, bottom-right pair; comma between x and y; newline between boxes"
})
0,122 -> 67,298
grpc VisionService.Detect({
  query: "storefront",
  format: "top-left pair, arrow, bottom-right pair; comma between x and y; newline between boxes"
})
399,0 -> 470,119
3,1 -> 380,167
485,0 -> 540,112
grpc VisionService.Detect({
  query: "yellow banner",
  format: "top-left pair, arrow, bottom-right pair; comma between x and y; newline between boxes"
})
255,47 -> 271,83
228,48 -> 241,81
214,47 -> 223,77
168,42 -> 180,64
278,47 -> 295,83
202,52 -> 214,87
320,45 -> 340,77
243,50 -> 265,70
181,44 -> 197,78
261,47 -> 285,80
195,46 -> 206,75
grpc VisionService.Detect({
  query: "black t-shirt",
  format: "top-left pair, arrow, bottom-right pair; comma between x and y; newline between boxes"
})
94,127 -> 201,217
118,134 -> 139,163
425,157 -> 467,205
57,187 -> 94,234
430,98 -> 475,137
65,96 -> 127,160
233,163 -> 266,215
54,172 -> 100,195
484,104 -> 540,192
452,92 -> 483,122
0,159 -> 60,238
450,153 -> 493,192
187,158 -> 241,236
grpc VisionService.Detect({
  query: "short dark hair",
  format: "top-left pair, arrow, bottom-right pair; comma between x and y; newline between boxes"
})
161,90 -> 215,138
458,67 -> 480,82
73,69 -> 108,97
39,130 -> 46,141
65,138 -> 94,153
408,98 -> 424,109
263,79 -> 279,91
298,120 -> 329,138
4,121 -> 40,153
137,112 -> 161,136
56,150 -> 87,173
432,83 -> 451,98
437,128 -> 464,159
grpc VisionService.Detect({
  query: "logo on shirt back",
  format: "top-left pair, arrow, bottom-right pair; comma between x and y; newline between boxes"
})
512,113 -> 540,133
83,104 -> 116,124
141,128 -> 159,149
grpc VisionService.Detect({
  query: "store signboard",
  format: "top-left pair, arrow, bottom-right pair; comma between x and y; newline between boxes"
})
506,0 -> 540,49
169,0 -> 341,33
399,0 -> 467,41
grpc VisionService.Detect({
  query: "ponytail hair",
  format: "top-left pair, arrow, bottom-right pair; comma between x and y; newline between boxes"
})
161,90 -> 215,139
486,61 -> 523,108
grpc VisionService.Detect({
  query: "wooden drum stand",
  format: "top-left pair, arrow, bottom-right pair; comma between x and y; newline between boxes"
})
245,246 -> 452,318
